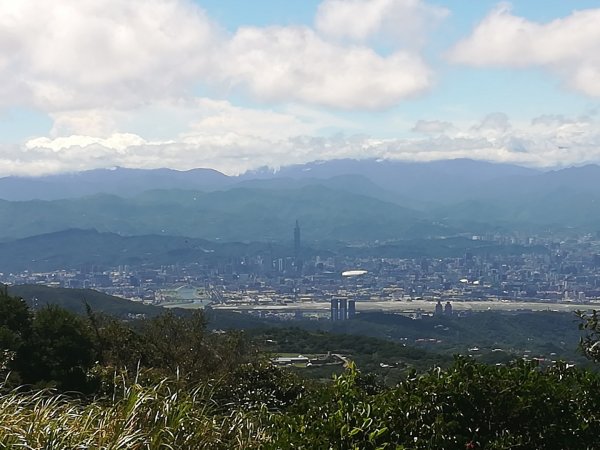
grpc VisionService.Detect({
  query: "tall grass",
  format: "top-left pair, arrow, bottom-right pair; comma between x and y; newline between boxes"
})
0,379 -> 270,449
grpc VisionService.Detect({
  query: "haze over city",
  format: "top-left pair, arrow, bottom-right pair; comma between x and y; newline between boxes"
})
1,0 -> 600,176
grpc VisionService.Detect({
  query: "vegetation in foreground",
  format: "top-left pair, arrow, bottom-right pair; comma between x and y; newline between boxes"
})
3,288 -> 600,449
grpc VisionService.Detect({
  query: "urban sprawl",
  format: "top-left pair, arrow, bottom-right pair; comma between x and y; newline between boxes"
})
4,230 -> 600,319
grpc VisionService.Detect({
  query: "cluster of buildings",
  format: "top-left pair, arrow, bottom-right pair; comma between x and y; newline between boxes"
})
330,297 -> 356,321
3,226 -> 600,318
434,300 -> 453,316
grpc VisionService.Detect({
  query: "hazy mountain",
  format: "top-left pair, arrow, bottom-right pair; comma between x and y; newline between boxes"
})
6,159 -> 600,208
437,188 -> 600,230
229,174 -> 416,206
0,186 -> 429,242
249,158 -> 538,181
244,158 -> 540,203
0,228 -> 300,272
0,229 -> 213,272
4,159 -> 600,240
0,158 -> 539,203
0,167 -> 231,200
430,164 -> 600,229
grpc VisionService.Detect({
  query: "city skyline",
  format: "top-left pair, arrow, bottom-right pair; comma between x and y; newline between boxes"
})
1,1 -> 600,176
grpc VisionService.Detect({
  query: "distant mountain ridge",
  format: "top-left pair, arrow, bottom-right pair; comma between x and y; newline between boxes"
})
2,159 -> 600,241
0,228 -> 299,272
0,158 -> 541,202
0,166 -> 231,201
0,185 -> 430,242
4,158 -> 597,206
243,158 -> 542,203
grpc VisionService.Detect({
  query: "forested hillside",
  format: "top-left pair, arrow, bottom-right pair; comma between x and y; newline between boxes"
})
2,289 -> 600,448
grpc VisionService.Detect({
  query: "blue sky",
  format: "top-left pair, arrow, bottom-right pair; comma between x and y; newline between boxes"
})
1,0 -> 600,175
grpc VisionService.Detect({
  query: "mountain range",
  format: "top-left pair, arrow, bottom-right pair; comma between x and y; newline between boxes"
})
1,158 -> 600,246
0,158 -> 539,203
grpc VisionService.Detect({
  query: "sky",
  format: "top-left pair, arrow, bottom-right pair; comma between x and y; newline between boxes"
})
1,0 -> 600,176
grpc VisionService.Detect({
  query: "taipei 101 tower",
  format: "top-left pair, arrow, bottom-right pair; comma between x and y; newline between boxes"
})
294,220 -> 302,275
294,220 -> 301,260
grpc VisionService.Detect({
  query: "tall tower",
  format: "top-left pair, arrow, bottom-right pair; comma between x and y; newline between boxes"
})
294,220 -> 301,260
339,298 -> 347,321
348,300 -> 356,319
330,298 -> 339,321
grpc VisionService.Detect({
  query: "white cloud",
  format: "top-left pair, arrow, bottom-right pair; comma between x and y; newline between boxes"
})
47,99 -> 323,141
412,119 -> 454,134
14,98 -> 350,175
49,109 -> 126,137
315,0 -> 448,47
471,112 -> 511,141
531,114 -> 571,127
5,111 -> 600,177
220,26 -> 432,109
0,0 -> 439,114
448,5 -> 600,97
26,134 -> 148,153
185,99 -> 329,140
0,0 -> 220,111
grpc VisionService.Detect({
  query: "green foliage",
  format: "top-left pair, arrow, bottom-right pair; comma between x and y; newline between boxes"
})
3,288 -> 600,448
214,362 -> 305,410
266,358 -> 600,449
309,310 -> 588,366
266,361 -> 394,450
13,305 -> 96,392
254,327 -> 449,384
86,309 -> 258,395
577,309 -> 600,363
0,286 -> 31,360
0,291 -> 257,393
138,311 -> 255,382
380,358 -> 600,449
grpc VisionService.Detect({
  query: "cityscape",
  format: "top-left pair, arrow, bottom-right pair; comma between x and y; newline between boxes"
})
3,223 -> 600,320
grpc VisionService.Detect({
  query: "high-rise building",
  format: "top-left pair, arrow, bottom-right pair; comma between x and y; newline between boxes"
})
348,300 -> 356,319
293,220 -> 302,276
330,298 -> 339,321
339,298 -> 347,320
294,220 -> 301,260
444,301 -> 453,316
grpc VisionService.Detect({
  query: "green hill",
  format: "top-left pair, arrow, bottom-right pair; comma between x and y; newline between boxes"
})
7,284 -> 163,318
0,186 -> 425,242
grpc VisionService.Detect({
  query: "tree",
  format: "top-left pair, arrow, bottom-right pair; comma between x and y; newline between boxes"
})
0,287 -> 32,349
577,309 -> 600,362
139,310 -> 255,382
0,287 -> 32,383
14,305 -> 96,392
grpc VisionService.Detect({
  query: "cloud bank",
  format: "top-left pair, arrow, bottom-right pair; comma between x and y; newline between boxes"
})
0,0 -> 437,112
448,4 -> 600,97
1,110 -> 596,177
316,0 -> 448,47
